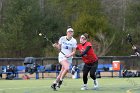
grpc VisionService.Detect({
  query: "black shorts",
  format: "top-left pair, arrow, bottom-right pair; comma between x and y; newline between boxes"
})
83,60 -> 98,74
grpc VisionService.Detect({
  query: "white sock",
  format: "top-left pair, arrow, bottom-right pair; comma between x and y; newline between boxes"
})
83,84 -> 87,86
94,80 -> 98,86
53,78 -> 60,84
60,78 -> 63,81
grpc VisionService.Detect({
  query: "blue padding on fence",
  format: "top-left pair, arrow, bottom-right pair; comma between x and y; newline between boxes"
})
38,66 -> 45,72
39,66 -> 45,69
17,66 -> 25,71
98,64 -> 112,68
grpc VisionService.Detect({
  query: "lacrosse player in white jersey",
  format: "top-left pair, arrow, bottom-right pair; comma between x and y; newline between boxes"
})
51,27 -> 77,91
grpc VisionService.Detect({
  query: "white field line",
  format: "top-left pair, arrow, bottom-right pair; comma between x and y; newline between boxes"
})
0,86 -> 48,91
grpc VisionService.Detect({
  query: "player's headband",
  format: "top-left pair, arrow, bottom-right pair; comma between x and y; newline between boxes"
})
80,35 -> 86,39
67,28 -> 74,32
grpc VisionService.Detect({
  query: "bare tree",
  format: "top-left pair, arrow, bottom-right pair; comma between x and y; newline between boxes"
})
93,32 -> 115,56
0,0 -> 4,25
39,0 -> 45,16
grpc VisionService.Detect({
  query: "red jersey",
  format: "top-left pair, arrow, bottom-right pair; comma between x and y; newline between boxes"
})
77,42 -> 98,64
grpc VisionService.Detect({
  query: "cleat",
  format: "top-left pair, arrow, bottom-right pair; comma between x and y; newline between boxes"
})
93,80 -> 99,90
81,85 -> 88,90
51,83 -> 57,91
57,80 -> 63,88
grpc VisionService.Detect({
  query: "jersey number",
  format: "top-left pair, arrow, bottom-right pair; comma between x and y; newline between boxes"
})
65,46 -> 68,49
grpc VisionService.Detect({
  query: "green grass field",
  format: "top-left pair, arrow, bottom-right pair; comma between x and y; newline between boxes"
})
0,78 -> 140,93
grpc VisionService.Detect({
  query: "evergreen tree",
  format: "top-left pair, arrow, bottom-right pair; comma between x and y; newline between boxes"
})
1,0 -> 43,57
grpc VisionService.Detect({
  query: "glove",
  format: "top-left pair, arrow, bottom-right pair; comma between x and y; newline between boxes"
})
75,54 -> 82,57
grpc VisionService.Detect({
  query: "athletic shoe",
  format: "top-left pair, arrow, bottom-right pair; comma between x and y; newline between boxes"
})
57,80 -> 63,88
81,85 -> 88,90
51,83 -> 57,91
93,80 -> 98,90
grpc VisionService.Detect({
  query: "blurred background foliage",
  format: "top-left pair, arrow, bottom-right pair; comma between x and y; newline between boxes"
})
0,0 -> 139,57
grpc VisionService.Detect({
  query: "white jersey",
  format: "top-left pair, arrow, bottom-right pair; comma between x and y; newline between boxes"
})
59,36 -> 77,55
58,36 -> 77,63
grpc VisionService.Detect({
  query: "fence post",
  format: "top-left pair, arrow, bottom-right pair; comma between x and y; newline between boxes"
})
36,72 -> 39,79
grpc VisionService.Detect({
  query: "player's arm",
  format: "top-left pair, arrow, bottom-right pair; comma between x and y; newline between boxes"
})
65,48 -> 76,58
76,46 -> 91,57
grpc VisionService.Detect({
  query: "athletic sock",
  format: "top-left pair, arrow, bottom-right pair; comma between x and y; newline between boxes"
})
60,78 -> 63,81
53,78 -> 60,84
83,84 -> 87,86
